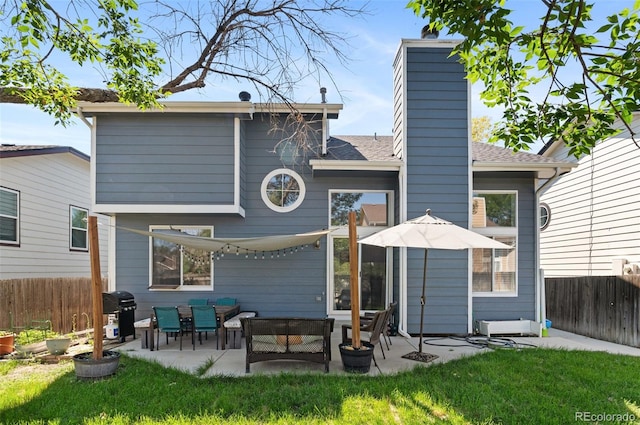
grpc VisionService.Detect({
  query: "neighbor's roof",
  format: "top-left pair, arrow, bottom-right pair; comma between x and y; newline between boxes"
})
311,135 -> 575,178
0,144 -> 89,161
472,142 -> 575,178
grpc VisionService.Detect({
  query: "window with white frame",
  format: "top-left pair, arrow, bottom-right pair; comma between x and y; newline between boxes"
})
149,226 -> 213,290
261,168 -> 306,213
472,192 -> 517,294
0,187 -> 20,245
70,206 -> 88,251
540,202 -> 551,230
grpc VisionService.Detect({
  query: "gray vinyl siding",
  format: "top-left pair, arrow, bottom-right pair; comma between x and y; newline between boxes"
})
403,46 -> 470,334
95,114 -> 235,204
472,172 -> 537,322
0,152 -> 109,278
113,116 -> 397,320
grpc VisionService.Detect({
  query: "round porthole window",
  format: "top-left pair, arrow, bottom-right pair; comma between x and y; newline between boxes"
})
261,168 -> 306,213
540,203 -> 551,230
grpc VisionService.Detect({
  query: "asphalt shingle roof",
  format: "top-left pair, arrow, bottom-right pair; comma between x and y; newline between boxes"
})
324,135 -> 562,165
0,144 -> 89,161
325,136 -> 400,162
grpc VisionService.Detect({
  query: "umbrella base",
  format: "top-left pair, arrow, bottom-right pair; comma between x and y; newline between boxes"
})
402,351 -> 439,363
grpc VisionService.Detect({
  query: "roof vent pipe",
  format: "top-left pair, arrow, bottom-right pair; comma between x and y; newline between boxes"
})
320,87 -> 327,103
421,25 -> 439,39
239,91 -> 251,101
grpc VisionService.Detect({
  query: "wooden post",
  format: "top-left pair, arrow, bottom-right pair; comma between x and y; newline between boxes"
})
348,211 -> 361,348
89,215 -> 103,360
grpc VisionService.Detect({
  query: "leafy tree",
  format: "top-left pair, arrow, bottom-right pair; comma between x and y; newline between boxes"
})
0,0 -> 364,128
472,115 -> 493,142
409,0 -> 640,157
330,193 -> 363,226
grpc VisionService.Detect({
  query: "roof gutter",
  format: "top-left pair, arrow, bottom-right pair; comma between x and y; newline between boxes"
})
309,160 -> 402,172
536,166 -> 565,195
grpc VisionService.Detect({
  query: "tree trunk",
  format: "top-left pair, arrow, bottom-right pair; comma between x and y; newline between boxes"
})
0,87 -> 119,104
89,216 -> 104,360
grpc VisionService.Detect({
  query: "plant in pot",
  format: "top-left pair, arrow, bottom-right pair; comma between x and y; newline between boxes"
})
46,334 -> 72,356
14,328 -> 61,356
338,211 -> 375,373
72,216 -> 120,379
0,330 -> 15,356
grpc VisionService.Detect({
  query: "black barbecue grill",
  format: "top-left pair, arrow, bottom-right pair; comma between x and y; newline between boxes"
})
102,291 -> 136,342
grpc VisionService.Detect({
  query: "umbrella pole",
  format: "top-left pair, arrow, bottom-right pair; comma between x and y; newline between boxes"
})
418,249 -> 427,354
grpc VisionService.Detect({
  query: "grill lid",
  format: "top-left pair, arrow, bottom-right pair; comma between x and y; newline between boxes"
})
103,291 -> 136,313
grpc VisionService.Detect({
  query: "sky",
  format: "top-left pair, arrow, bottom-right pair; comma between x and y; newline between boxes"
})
0,0 -> 634,156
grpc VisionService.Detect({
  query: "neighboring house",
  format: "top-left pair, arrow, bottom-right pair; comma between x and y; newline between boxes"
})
539,112 -> 640,277
79,37 -> 572,335
359,204 -> 387,226
0,145 -> 109,279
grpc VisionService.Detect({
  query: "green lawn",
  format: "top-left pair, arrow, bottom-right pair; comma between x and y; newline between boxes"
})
1,348 -> 639,424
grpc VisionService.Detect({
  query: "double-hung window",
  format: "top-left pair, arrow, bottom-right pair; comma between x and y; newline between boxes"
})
472,192 -> 517,295
70,206 -> 88,251
149,226 -> 213,290
0,187 -> 19,245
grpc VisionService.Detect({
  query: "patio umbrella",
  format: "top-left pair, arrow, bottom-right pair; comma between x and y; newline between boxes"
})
358,209 -> 510,362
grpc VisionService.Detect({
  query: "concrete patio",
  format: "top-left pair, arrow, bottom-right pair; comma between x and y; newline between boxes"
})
112,324 -> 640,377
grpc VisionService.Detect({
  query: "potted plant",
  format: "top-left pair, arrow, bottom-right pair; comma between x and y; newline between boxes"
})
338,211 -> 375,373
14,329 -> 59,356
46,335 -> 72,355
0,331 -> 15,356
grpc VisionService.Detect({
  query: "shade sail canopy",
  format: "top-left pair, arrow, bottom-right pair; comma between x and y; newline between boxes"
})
121,227 -> 331,253
359,211 -> 509,250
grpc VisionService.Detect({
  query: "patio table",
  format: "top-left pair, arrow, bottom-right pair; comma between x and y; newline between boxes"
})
147,304 -> 240,351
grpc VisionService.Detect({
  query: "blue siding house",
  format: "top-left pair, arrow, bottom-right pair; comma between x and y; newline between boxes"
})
80,38 -> 572,335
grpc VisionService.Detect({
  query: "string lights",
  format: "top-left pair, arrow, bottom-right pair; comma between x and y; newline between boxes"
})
179,242 -> 313,263
179,243 -> 317,262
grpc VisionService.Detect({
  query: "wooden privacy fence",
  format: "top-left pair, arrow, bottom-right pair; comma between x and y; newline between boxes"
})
545,276 -> 640,347
0,277 -> 108,335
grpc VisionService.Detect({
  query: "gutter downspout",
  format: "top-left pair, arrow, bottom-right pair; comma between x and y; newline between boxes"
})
535,167 -> 563,333
76,106 -> 92,129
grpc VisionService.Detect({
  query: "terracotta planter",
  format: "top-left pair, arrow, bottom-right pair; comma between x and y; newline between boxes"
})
339,342 -> 374,373
46,338 -> 71,355
0,334 -> 15,355
72,350 -> 120,380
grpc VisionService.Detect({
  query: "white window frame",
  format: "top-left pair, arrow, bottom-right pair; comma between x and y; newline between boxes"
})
472,190 -> 518,297
0,187 -> 20,246
327,189 -> 394,316
261,168 -> 306,213
148,225 -> 214,291
69,205 -> 89,251
540,202 -> 551,230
